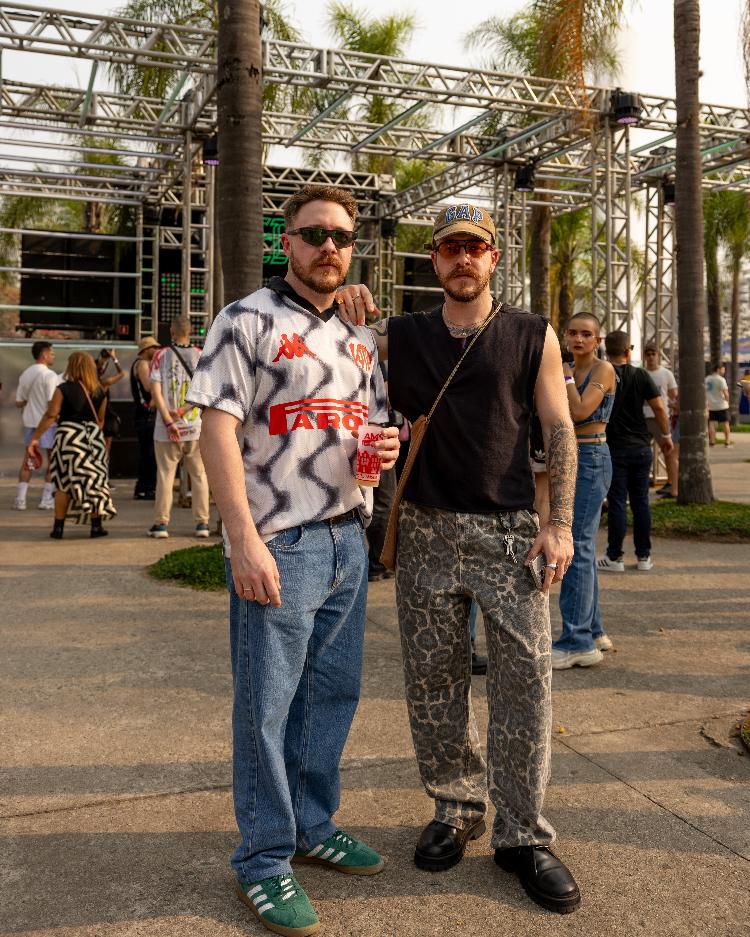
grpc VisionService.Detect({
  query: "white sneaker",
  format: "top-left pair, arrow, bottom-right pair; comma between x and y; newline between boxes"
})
13,497 -> 27,510
597,556 -> 625,573
594,634 -> 613,651
637,556 -> 654,571
551,647 -> 604,670
38,498 -> 55,510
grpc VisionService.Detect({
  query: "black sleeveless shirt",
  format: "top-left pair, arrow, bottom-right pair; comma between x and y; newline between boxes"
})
388,305 -> 547,513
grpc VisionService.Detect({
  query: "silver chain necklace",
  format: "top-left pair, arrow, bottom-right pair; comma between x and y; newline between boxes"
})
442,304 -> 493,338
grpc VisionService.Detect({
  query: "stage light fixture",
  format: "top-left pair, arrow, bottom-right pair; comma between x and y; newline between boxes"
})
611,89 -> 643,126
514,163 -> 535,192
202,135 -> 219,166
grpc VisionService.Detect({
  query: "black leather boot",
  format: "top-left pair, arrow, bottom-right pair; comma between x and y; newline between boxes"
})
50,519 -> 64,539
494,845 -> 581,913
90,518 -> 109,538
414,817 -> 486,871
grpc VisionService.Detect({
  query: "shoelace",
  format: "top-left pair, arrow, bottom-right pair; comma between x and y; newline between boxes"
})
267,874 -> 300,903
331,830 -> 357,850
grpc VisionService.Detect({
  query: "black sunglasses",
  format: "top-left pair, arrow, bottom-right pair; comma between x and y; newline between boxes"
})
287,227 -> 358,248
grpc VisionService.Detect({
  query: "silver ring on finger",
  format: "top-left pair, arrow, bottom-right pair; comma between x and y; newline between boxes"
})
545,563 -> 558,570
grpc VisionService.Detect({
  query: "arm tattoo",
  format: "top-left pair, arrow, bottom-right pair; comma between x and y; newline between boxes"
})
546,418 -> 577,528
371,318 -> 388,335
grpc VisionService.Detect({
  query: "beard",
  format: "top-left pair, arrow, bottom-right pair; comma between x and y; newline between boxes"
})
288,249 -> 347,294
438,265 -> 492,302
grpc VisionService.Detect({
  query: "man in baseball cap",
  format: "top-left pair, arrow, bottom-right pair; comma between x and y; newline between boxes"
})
336,201 -> 580,913
430,202 -> 497,245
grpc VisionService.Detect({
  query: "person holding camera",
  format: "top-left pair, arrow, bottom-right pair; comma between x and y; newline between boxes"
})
95,348 -> 127,465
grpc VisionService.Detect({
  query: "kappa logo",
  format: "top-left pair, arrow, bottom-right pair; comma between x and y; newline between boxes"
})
444,204 -> 484,224
348,342 -> 373,371
268,398 -> 368,435
272,333 -> 317,363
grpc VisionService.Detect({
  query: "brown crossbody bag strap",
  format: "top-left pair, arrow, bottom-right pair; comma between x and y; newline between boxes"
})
379,302 -> 502,571
80,382 -> 104,430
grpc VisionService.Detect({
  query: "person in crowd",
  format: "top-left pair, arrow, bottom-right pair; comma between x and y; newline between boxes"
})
26,351 -> 115,539
643,345 -> 679,498
186,184 -> 399,937
338,202 -> 580,914
95,348 -> 127,461
598,331 -> 672,573
14,341 -> 59,511
131,336 -> 160,500
551,313 -> 616,669
147,315 -> 210,539
705,362 -> 731,447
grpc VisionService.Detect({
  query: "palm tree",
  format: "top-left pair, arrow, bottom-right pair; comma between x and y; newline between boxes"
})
673,0 -> 713,502
326,3 -> 419,175
720,191 -> 750,423
465,0 -> 628,319
216,0 -> 264,297
549,207 -> 591,332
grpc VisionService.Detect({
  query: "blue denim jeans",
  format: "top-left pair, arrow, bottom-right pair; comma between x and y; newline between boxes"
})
606,446 -> 653,560
554,443 -> 612,652
226,514 -> 368,884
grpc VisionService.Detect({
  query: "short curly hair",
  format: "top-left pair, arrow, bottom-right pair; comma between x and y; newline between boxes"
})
284,184 -> 358,229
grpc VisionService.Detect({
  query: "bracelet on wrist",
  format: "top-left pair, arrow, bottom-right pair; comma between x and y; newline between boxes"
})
564,376 -> 575,384
548,517 -> 573,530
165,421 -> 175,428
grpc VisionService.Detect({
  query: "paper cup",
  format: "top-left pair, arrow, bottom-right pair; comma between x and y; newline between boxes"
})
356,424 -> 384,486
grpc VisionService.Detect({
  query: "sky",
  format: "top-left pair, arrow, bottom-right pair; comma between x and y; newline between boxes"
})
2,0 -> 747,107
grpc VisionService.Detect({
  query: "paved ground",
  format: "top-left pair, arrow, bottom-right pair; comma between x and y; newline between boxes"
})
1,437 -> 749,937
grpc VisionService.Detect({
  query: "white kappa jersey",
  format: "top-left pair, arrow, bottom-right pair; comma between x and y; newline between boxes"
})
187,287 -> 387,548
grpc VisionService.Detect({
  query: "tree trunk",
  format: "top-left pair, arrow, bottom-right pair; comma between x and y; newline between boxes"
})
730,256 -> 740,425
704,238 -> 722,366
674,0 -> 713,503
558,270 -> 572,335
530,201 -> 551,319
217,0 -> 264,300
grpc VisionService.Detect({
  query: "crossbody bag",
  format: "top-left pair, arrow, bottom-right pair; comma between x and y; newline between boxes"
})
379,302 -> 502,571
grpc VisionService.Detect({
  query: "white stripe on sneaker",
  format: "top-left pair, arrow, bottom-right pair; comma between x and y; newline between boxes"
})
306,844 -> 324,857
257,902 -> 274,915
320,847 -> 336,860
247,885 -> 262,897
330,851 -> 346,863
252,893 -> 268,905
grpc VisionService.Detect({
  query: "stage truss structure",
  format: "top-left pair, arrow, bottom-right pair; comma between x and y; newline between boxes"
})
0,2 -> 749,353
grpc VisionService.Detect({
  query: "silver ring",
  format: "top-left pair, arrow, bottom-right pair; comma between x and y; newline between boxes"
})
545,563 -> 558,569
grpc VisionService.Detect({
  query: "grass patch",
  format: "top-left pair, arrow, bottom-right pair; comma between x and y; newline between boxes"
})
741,716 -> 750,754
731,423 -> 750,432
649,499 -> 750,541
149,543 -> 226,590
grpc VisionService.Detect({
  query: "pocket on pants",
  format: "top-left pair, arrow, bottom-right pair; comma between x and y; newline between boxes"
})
266,525 -> 306,552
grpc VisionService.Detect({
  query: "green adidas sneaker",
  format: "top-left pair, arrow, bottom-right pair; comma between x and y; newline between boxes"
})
293,829 -> 385,875
236,874 -> 320,937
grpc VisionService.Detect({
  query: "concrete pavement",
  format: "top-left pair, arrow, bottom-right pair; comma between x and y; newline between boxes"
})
1,438 -> 749,937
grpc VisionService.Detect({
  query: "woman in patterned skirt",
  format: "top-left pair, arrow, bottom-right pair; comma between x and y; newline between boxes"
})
27,351 -> 116,539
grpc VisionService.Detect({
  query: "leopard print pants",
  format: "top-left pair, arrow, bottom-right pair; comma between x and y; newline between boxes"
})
396,501 -> 556,849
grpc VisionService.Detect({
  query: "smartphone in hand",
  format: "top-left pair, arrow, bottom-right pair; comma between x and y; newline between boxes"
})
528,553 -> 547,591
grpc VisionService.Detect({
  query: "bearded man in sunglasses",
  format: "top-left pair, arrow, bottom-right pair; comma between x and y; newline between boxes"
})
337,204 -> 581,914
187,184 -> 399,937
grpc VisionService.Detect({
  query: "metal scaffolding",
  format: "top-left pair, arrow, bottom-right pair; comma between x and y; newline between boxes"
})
0,3 -> 749,352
